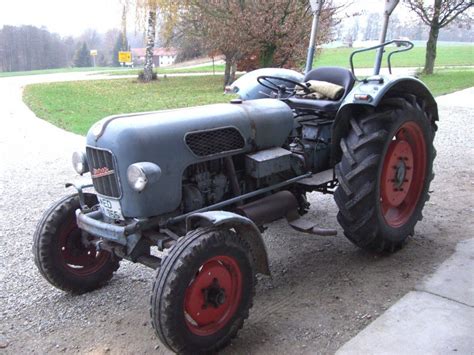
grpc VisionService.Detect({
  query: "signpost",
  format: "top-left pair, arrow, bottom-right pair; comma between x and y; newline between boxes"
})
90,49 -> 98,67
118,51 -> 132,65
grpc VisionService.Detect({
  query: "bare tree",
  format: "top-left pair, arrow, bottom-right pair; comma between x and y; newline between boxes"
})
122,0 -> 179,82
365,13 -> 382,40
0,25 -> 71,72
403,0 -> 472,74
174,0 -> 338,87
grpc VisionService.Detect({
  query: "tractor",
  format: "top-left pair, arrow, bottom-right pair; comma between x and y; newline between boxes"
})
33,1 -> 437,353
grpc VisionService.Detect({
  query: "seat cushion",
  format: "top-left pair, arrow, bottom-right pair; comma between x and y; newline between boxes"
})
286,67 -> 356,112
304,67 -> 356,94
285,97 -> 341,112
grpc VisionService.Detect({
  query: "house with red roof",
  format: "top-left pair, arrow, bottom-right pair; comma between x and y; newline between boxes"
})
131,47 -> 178,67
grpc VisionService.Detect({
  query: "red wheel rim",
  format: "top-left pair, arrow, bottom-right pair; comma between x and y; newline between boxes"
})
57,217 -> 110,276
184,255 -> 242,336
380,121 -> 427,228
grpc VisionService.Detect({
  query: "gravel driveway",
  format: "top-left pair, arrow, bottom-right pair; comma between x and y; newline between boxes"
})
0,73 -> 473,354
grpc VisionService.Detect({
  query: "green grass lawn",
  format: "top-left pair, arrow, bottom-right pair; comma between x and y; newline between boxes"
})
23,76 -> 232,135
420,69 -> 474,96
106,45 -> 473,76
0,67 -> 112,78
23,69 -> 473,136
314,45 -> 474,69
104,64 -> 227,76
4,45 -> 472,78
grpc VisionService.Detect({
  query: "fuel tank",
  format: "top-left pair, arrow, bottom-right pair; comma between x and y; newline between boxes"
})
86,98 -> 294,218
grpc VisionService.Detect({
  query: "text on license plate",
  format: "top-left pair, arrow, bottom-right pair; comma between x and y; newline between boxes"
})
98,196 -> 124,220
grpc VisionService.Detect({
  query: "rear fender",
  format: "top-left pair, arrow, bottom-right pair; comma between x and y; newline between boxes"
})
186,211 -> 270,275
331,76 -> 438,164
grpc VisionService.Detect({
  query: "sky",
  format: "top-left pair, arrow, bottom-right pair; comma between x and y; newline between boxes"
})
0,0 -> 125,36
0,0 -> 409,38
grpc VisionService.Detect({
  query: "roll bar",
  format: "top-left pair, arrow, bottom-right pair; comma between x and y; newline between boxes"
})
349,40 -> 414,79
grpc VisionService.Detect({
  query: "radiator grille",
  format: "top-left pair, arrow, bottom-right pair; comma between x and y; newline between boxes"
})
86,147 -> 121,198
185,127 -> 245,157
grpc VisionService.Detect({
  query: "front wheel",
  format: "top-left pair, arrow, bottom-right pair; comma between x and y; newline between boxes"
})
150,228 -> 255,354
33,193 -> 120,293
334,96 -> 436,253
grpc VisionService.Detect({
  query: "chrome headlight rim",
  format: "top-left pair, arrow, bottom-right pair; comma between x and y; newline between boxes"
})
126,162 -> 162,192
127,165 -> 148,192
72,151 -> 89,175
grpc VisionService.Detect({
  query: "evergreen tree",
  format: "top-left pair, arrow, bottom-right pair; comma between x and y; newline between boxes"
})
73,42 -> 92,67
112,33 -> 128,67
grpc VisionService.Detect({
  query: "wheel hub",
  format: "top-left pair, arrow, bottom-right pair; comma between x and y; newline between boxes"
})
184,256 -> 242,336
394,159 -> 407,189
382,140 -> 414,207
58,218 -> 109,275
203,279 -> 227,308
380,121 -> 427,228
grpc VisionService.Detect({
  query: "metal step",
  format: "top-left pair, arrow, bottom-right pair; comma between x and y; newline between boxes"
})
287,216 -> 337,236
297,169 -> 334,188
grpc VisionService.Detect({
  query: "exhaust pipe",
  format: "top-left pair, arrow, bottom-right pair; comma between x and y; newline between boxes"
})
237,190 -> 299,226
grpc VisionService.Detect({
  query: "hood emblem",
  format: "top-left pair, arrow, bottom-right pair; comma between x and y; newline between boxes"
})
92,167 -> 115,178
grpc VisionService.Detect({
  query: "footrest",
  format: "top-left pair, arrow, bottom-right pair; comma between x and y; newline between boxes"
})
288,217 -> 337,236
297,169 -> 334,188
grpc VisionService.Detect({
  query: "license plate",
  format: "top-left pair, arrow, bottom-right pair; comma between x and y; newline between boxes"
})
98,195 -> 124,221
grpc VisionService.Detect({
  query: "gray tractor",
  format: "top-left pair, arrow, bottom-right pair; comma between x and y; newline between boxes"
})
33,3 -> 437,354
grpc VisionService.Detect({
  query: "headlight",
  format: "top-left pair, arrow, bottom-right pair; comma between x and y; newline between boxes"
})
91,120 -> 105,138
72,151 -> 89,175
127,162 -> 161,192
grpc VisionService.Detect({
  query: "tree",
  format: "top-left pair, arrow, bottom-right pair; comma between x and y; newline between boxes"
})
0,25 -> 71,72
404,0 -> 472,74
112,33 -> 129,66
174,0 -> 338,87
74,42 -> 92,67
122,0 -> 179,82
365,13 -> 382,40
143,9 -> 157,81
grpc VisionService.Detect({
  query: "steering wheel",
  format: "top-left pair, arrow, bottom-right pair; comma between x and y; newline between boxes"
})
257,75 -> 310,97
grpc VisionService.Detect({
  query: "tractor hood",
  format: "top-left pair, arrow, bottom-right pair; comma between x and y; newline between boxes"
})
85,99 -> 294,218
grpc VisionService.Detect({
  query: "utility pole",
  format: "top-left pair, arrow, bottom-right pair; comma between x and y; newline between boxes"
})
373,0 -> 400,75
305,0 -> 323,75
122,4 -> 128,51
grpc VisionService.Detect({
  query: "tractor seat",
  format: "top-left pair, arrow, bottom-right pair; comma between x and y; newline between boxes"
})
286,67 -> 356,112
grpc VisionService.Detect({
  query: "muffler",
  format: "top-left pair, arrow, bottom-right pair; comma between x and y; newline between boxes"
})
236,190 -> 299,226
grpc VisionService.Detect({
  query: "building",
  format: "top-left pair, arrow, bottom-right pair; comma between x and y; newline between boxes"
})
131,47 -> 178,67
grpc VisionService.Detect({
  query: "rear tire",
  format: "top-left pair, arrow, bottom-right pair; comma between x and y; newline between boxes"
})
150,228 -> 255,354
334,97 -> 436,253
33,193 -> 120,293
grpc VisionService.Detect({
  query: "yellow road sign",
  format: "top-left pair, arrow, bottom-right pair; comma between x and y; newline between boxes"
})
118,51 -> 132,63
90,49 -> 98,56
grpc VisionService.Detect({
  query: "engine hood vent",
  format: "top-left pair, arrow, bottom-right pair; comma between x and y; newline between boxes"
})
185,127 -> 245,157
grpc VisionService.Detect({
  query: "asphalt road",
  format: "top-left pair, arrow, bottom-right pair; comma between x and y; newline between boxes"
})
0,72 -> 472,354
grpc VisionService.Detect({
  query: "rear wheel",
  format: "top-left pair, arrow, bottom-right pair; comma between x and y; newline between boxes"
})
150,228 -> 255,354
33,193 -> 120,293
334,97 -> 436,253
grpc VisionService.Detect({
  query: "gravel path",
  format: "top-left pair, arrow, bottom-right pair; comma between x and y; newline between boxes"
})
0,73 -> 472,354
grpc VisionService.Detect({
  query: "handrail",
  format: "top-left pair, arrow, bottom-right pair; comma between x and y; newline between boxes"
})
349,40 -> 414,78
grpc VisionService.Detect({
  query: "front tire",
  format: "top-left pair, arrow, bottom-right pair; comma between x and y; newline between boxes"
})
33,193 -> 120,293
150,228 -> 255,354
334,97 -> 436,253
